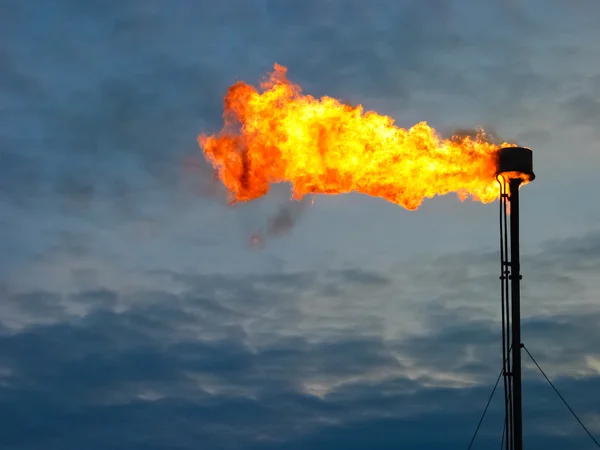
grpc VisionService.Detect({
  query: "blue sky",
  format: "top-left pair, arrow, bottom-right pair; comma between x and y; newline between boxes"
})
1,0 -> 600,448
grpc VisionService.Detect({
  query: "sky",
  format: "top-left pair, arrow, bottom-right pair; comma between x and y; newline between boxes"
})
1,0 -> 600,448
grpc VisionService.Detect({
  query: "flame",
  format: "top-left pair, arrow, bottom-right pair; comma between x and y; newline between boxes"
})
498,172 -> 532,184
199,64 -> 520,210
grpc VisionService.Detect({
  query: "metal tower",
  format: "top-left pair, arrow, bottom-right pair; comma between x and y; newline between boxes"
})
497,146 -> 535,450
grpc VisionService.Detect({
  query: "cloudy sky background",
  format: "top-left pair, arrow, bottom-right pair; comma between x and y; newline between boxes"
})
1,0 -> 600,448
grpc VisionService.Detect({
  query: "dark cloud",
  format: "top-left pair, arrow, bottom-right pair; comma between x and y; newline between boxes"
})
5,291 -> 64,318
1,305 -> 598,449
2,1 -> 600,449
2,239 -> 600,448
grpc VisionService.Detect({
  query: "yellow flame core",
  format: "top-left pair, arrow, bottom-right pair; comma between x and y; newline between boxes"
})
199,63 -> 518,210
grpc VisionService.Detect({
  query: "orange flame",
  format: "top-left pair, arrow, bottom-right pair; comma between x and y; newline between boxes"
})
199,64 -> 518,210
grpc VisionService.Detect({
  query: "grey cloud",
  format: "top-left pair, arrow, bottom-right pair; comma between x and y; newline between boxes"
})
0,2 -> 226,212
2,2 -> 600,448
0,49 -> 39,98
74,289 -> 119,309
2,234 -> 600,447
399,320 -> 499,370
0,302 -> 403,447
563,93 -> 600,124
396,231 -> 600,393
54,174 -> 96,210
523,313 -> 600,365
422,229 -> 600,304
334,268 -> 389,286
260,0 -> 461,99
0,150 -> 42,207
5,291 -> 65,318
591,74 -> 600,94
0,0 -> 573,221
3,299 -> 597,450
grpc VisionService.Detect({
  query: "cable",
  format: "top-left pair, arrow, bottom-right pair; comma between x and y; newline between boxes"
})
467,365 -> 504,450
523,345 -> 600,449
500,415 -> 507,450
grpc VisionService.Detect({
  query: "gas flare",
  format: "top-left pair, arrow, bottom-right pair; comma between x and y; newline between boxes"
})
199,63 -> 522,210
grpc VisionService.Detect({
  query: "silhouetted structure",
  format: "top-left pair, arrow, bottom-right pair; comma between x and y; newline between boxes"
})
497,146 -> 535,450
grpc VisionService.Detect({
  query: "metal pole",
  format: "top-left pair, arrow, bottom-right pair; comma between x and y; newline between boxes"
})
509,178 -> 523,450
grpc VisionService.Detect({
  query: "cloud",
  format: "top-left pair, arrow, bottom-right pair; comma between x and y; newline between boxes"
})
0,0 -> 560,212
2,0 -> 594,276
563,93 -> 600,126
2,230 -> 600,448
2,1 -> 600,449
1,306 -> 598,449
